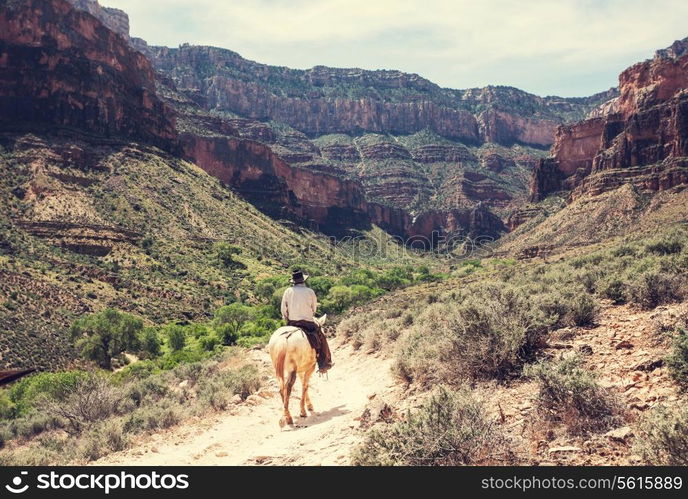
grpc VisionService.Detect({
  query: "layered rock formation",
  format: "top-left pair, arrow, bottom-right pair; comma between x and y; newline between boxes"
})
531,38 -> 688,201
65,0 -> 130,39
180,133 -> 504,239
148,45 -> 613,148
0,0 -> 176,149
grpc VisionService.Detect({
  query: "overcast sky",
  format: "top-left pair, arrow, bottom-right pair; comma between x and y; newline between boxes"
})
104,0 -> 688,97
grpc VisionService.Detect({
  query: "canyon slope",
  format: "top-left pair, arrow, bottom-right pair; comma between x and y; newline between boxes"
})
0,0 -> 367,369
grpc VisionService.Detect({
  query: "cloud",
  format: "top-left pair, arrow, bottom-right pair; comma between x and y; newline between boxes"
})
103,0 -> 688,96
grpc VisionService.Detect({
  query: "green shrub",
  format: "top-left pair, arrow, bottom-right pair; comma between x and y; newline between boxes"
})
525,356 -> 619,434
114,360 -> 159,381
323,285 -> 384,313
213,242 -> 245,269
666,328 -> 688,388
166,324 -> 186,352
156,350 -> 208,370
0,390 -> 16,419
308,276 -> 336,296
627,271 -> 684,309
10,371 -> 90,416
70,309 -> 144,369
214,303 -> 255,342
635,406 -> 688,465
395,283 -> 549,385
567,292 -> 599,327
138,327 -> 162,358
646,233 -> 684,255
352,388 -> 510,465
254,276 -> 289,302
600,278 -> 626,304
239,317 -> 281,338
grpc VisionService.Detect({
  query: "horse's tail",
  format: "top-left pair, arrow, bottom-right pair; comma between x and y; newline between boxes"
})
274,344 -> 287,380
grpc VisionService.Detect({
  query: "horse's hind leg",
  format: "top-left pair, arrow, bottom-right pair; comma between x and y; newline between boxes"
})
282,370 -> 297,426
303,366 -> 315,413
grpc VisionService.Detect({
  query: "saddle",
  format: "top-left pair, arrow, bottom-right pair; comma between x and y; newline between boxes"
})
283,320 -> 321,351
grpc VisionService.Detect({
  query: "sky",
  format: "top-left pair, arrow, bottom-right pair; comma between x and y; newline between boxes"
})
103,0 -> 688,97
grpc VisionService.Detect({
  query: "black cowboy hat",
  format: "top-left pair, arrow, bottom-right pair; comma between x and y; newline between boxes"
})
290,270 -> 309,284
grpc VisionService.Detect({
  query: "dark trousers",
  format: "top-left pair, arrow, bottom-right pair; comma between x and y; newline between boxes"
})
287,320 -> 332,369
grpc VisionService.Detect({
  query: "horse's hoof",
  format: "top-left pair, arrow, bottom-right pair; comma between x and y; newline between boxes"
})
300,412 -> 307,418
307,405 -> 314,412
279,418 -> 286,428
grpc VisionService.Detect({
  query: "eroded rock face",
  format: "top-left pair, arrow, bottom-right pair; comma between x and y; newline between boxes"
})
180,133 -> 504,239
531,39 -> 688,201
65,0 -> 130,39
0,0 -> 176,150
147,45 -> 611,148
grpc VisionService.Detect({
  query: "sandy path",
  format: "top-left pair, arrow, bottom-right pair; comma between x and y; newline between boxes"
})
96,340 -> 396,466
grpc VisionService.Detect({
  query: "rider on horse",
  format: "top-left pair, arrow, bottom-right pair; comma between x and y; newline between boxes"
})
280,270 -> 334,373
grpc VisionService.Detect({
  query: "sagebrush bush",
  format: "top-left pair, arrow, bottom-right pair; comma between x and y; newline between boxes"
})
395,283 -> 549,386
635,406 -> 688,465
567,292 -> 599,327
39,373 -> 123,434
600,278 -> 626,304
627,271 -> 684,309
525,356 -> 620,434
352,388 -> 511,465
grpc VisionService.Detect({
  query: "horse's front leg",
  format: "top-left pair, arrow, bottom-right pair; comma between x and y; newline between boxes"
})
298,371 -> 308,418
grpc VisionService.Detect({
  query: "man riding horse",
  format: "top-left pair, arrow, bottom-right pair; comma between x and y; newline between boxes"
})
280,270 -> 333,373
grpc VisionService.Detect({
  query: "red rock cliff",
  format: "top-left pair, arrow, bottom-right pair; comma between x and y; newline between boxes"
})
148,45 -> 612,148
0,0 -> 176,149
530,41 -> 688,201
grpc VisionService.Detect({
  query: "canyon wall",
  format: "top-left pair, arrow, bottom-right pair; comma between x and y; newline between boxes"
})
148,45 -> 613,148
531,39 -> 688,201
0,0 -> 176,150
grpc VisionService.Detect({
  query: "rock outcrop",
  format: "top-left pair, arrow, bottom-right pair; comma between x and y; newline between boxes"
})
66,0 -> 130,39
0,0 -> 176,150
531,38 -> 688,201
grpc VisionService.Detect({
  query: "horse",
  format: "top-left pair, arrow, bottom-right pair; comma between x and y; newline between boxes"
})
267,315 -> 326,427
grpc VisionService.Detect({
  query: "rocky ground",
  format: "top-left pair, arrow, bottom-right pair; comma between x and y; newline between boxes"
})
480,302 -> 686,465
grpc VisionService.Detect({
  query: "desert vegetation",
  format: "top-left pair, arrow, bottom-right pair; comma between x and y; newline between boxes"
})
340,227 -> 688,465
352,387 -> 512,465
0,349 -> 260,465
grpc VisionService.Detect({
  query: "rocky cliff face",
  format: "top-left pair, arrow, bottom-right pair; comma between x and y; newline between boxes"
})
0,0 -> 176,149
180,133 -> 504,239
65,0 -> 130,39
531,38 -> 688,201
148,45 -> 613,148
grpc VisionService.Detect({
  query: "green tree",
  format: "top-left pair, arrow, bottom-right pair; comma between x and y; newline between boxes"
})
139,327 -> 162,358
214,303 -> 255,345
70,309 -> 143,369
166,325 -> 187,352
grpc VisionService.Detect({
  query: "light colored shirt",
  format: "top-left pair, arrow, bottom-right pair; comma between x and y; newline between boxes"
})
281,284 -> 317,322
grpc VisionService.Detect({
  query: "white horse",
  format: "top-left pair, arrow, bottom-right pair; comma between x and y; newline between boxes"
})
267,315 -> 326,427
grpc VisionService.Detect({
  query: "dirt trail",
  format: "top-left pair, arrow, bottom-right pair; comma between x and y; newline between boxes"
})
96,339 -> 397,466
